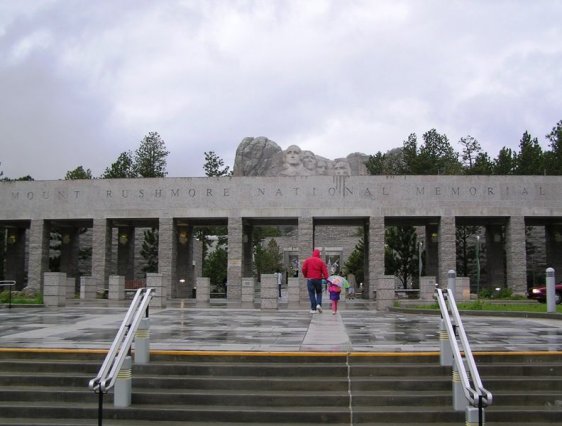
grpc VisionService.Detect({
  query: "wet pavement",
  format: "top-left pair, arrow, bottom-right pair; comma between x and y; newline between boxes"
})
1,298 -> 561,353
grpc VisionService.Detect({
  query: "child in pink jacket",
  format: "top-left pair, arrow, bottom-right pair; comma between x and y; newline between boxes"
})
328,283 -> 341,315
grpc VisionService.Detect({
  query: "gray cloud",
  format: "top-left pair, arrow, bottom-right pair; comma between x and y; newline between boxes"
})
1,0 -> 561,179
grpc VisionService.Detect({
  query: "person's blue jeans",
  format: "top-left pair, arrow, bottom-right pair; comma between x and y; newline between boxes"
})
307,279 -> 323,310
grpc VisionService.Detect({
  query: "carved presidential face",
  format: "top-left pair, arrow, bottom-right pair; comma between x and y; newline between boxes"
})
284,145 -> 302,166
334,160 -> 351,176
301,151 -> 316,171
316,160 -> 328,175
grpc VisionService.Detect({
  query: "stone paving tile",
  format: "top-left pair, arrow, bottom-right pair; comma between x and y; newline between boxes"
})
0,302 -> 561,353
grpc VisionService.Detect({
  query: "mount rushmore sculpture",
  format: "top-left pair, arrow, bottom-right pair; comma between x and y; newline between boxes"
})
232,136 -> 369,177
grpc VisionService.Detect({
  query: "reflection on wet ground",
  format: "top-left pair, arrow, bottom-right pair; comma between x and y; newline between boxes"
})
0,300 -> 561,352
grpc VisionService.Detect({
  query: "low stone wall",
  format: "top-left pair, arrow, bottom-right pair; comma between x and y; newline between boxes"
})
260,274 -> 278,310
80,276 -> 96,300
43,272 -> 66,307
147,273 -> 166,308
376,275 -> 395,311
287,277 -> 300,306
241,277 -> 255,303
109,275 -> 125,300
195,276 -> 210,306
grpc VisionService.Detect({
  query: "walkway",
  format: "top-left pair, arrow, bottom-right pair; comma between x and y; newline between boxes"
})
1,298 -> 561,353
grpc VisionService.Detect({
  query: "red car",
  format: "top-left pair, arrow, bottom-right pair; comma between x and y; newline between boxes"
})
527,283 -> 562,304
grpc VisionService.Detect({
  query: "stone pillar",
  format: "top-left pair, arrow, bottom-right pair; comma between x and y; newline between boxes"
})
28,220 -> 50,292
92,219 -> 111,294
135,318 -> 150,365
43,272 -> 66,307
438,217 -> 456,288
368,216 -> 385,300
420,276 -> 437,301
287,277 -> 300,306
196,276 -> 210,306
298,217 -> 314,303
241,277 -> 255,304
108,275 -> 125,300
80,276 -> 96,300
114,356 -> 132,407
227,217 -> 243,302
506,216 -> 527,295
4,227 -> 26,290
260,273 -> 278,310
376,275 -> 395,311
147,273 -> 166,308
485,224 -> 505,289
158,218 -> 175,301
546,224 -> 562,274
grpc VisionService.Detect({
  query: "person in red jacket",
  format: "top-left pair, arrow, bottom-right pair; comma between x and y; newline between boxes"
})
301,249 -> 329,313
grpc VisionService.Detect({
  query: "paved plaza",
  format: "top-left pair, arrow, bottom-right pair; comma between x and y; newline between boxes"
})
0,298 -> 561,354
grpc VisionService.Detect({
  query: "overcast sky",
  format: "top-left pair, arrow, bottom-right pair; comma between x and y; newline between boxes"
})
1,1 -> 561,180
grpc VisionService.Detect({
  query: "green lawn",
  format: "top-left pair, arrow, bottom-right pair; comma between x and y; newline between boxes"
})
414,300 -> 562,314
0,290 -> 43,305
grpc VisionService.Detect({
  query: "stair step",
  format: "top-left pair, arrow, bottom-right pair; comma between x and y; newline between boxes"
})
1,351 -> 561,424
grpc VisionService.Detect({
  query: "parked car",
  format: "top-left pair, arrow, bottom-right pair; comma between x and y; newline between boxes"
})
527,283 -> 562,304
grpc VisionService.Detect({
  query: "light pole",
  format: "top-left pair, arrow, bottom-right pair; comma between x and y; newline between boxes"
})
475,235 -> 481,297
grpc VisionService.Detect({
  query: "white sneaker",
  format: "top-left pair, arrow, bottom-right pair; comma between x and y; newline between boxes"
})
309,310 -> 317,314
316,304 -> 323,313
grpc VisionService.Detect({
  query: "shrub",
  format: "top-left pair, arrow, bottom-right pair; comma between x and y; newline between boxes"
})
0,290 -> 43,305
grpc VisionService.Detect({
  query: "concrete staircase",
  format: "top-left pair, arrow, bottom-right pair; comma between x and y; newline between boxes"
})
0,350 -> 561,425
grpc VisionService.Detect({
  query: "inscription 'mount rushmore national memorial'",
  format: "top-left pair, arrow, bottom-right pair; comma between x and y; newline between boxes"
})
2,176 -> 555,217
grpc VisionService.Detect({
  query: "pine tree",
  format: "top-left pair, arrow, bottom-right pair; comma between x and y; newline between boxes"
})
133,132 -> 169,177
515,131 -> 544,175
493,147 -> 515,174
385,226 -> 418,289
545,120 -> 562,175
203,151 -> 231,176
141,228 -> 159,273
64,166 -> 93,180
101,151 -> 136,178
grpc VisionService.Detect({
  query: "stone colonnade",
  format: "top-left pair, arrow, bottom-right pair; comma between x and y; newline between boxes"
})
1,176 -> 561,308
17,214 -> 531,306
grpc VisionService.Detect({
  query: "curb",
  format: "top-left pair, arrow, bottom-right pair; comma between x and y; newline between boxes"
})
390,306 -> 562,320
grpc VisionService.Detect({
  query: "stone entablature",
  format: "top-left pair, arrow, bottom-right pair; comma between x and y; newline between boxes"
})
1,176 -> 559,219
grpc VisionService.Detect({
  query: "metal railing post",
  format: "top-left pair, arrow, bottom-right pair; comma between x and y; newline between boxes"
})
439,318 -> 453,367
114,356 -> 132,407
135,318 -> 150,364
466,404 -> 485,426
447,270 -> 456,299
452,362 -> 467,412
97,390 -> 104,426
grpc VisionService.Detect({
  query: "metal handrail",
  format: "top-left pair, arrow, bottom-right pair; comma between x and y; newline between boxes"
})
435,288 -> 493,407
89,287 -> 154,394
0,280 -> 16,309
